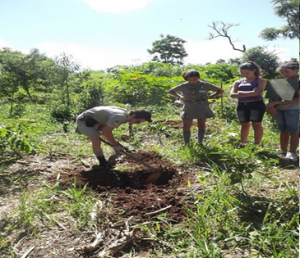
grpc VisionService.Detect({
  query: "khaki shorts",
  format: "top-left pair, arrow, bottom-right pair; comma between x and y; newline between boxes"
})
76,119 -> 102,137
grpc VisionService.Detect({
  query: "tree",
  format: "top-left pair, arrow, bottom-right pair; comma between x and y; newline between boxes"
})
54,53 -> 80,106
228,58 -> 241,66
208,21 -> 246,52
147,34 -> 188,65
260,0 -> 299,40
216,59 -> 226,64
0,48 -> 55,103
241,46 -> 280,80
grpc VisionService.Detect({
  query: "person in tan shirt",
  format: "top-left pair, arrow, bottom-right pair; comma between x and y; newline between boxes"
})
76,106 -> 152,168
169,70 -> 224,145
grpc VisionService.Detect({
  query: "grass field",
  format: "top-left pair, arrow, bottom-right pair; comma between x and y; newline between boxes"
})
0,102 -> 298,258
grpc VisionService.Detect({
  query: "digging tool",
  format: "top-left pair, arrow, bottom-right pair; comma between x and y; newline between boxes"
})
99,137 -> 162,184
99,137 -> 154,170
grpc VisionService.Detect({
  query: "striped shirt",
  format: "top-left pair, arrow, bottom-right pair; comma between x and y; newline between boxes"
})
238,78 -> 263,103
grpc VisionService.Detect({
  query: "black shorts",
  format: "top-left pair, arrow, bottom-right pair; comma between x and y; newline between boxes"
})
237,100 -> 266,123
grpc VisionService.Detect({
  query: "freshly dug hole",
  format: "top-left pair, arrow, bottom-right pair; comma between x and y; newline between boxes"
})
57,152 -> 177,191
77,166 -> 176,191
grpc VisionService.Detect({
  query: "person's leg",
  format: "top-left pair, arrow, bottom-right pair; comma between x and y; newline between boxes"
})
252,122 -> 263,145
290,132 -> 299,153
240,122 -> 251,145
183,119 -> 193,144
237,103 -> 250,146
279,131 -> 290,152
88,135 -> 112,168
197,119 -> 206,144
250,101 -> 266,145
274,110 -> 288,152
284,109 -> 299,155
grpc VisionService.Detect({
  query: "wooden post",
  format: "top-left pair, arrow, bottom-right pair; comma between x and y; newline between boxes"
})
221,81 -> 224,119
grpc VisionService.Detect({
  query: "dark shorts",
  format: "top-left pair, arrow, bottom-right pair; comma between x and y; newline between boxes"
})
237,100 -> 266,123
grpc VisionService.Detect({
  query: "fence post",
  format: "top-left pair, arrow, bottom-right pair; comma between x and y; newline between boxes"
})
221,81 -> 224,119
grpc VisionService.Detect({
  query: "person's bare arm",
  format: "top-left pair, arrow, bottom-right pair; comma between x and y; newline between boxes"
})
102,126 -> 118,145
267,91 -> 299,109
230,81 -> 240,98
169,86 -> 186,101
231,78 -> 267,98
209,89 -> 224,98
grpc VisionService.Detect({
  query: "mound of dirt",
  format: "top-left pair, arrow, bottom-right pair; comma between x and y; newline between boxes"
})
59,151 -> 176,189
50,151 -> 193,221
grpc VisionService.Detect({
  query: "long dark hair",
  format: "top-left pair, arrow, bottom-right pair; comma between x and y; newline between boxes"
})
239,61 -> 261,77
277,61 -> 299,71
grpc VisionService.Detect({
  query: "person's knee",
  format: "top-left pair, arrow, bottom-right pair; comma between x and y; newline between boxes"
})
241,122 -> 251,129
183,123 -> 192,131
183,126 -> 191,131
89,136 -> 101,146
252,123 -> 263,129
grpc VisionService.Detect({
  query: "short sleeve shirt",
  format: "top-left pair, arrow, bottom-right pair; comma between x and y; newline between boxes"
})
78,106 -> 129,128
267,78 -> 299,110
171,81 -> 221,102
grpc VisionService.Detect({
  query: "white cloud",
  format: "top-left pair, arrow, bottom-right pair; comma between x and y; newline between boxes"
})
184,39 -> 243,65
36,41 -> 150,70
266,46 -> 294,62
184,39 -> 297,64
83,0 -> 153,14
2,38 -> 296,70
0,38 -> 13,49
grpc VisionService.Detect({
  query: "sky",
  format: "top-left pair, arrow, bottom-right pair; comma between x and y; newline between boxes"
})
0,0 -> 298,70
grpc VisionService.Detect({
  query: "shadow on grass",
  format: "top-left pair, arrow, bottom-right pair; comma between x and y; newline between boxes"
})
235,193 -> 298,230
257,151 -> 298,169
0,167 -> 38,196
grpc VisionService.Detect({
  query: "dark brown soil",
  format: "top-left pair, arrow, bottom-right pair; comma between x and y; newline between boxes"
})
49,151 -> 195,222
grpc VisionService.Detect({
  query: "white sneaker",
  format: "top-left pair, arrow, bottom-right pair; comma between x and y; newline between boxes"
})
271,150 -> 287,156
284,152 -> 299,160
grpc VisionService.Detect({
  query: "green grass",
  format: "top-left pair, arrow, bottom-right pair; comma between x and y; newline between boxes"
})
0,102 -> 298,257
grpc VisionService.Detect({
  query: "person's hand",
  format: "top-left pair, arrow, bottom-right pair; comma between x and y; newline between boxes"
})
267,102 -> 276,109
267,106 -> 277,116
113,144 -> 124,153
179,96 -> 186,102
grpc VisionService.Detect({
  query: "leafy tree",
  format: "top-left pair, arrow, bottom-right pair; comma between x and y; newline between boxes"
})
108,62 -> 183,77
77,71 -> 105,111
260,0 -> 299,40
0,48 -> 54,100
241,46 -> 280,80
228,58 -> 241,66
0,48 -> 56,113
216,59 -> 226,64
147,34 -> 188,65
54,53 -> 80,106
106,71 -> 182,105
185,63 -> 239,83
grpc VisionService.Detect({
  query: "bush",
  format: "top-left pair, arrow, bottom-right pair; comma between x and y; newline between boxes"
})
50,105 -> 73,132
0,122 -> 35,161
